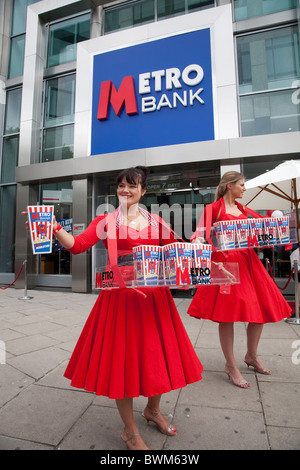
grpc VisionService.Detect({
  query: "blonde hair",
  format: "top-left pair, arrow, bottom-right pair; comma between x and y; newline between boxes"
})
215,171 -> 244,201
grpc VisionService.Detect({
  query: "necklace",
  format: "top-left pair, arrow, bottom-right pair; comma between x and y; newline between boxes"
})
125,211 -> 140,225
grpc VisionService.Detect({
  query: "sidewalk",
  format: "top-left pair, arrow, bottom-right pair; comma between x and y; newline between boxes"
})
0,287 -> 299,451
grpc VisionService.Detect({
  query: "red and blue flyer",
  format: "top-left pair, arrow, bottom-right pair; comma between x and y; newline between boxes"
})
27,205 -> 54,254
235,219 -> 249,248
133,245 -> 162,286
163,242 -> 192,285
192,244 -> 212,284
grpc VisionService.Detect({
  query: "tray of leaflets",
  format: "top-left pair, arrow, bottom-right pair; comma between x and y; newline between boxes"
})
213,216 -> 295,251
94,243 -> 239,289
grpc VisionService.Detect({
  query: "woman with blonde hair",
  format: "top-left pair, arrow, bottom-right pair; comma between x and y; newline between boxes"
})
188,171 -> 291,388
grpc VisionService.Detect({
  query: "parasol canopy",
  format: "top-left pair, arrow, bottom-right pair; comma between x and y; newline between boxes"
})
244,160 -> 300,243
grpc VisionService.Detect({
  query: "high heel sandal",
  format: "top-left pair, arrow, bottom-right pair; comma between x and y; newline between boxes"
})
142,405 -> 177,436
225,365 -> 250,389
121,430 -> 150,450
244,354 -> 271,375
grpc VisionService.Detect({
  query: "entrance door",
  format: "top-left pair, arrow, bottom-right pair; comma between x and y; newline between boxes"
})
35,182 -> 73,287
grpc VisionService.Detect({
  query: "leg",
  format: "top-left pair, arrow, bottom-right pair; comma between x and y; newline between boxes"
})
245,323 -> 271,374
142,394 -> 177,436
116,397 -> 150,450
219,322 -> 250,388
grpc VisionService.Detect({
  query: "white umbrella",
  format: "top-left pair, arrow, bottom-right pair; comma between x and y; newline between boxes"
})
245,160 -> 300,324
244,160 -> 300,242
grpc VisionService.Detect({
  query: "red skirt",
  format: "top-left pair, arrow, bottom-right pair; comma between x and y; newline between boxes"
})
64,287 -> 203,398
188,249 -> 291,323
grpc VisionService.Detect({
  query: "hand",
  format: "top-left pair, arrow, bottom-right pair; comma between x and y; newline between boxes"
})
21,211 -> 57,231
213,261 -> 236,284
192,237 -> 207,245
52,216 -> 58,231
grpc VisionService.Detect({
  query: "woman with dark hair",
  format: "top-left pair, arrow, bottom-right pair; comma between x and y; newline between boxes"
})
42,166 -> 203,450
188,171 -> 291,389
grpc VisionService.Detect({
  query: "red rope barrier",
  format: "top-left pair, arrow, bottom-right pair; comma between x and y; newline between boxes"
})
266,260 -> 294,290
0,262 -> 24,290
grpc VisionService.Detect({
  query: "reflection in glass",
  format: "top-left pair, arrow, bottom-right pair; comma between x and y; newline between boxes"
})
4,88 -> 22,135
240,89 -> 300,136
11,0 -> 40,36
8,35 -> 25,78
40,181 -> 73,275
0,185 -> 17,272
42,125 -> 74,162
47,14 -> 90,67
234,0 -> 297,22
44,75 -> 75,127
105,0 -> 155,32
237,26 -> 299,93
1,137 -> 19,184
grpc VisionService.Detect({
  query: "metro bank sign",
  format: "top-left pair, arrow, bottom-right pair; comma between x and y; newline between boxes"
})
91,28 -> 214,155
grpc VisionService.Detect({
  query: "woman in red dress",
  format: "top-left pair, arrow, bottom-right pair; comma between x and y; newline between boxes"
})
188,171 -> 291,389
52,166 -> 203,450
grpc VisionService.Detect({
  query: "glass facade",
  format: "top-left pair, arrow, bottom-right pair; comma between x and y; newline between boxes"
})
41,74 -> 76,162
0,185 -> 17,273
0,87 -> 22,272
39,182 -> 73,276
237,26 -> 300,136
104,0 -> 215,33
234,0 -> 298,22
8,0 -> 40,78
47,13 -> 90,67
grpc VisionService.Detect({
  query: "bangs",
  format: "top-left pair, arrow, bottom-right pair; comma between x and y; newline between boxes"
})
117,169 -> 142,187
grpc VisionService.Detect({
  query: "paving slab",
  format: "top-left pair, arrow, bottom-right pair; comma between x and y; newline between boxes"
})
0,288 -> 299,451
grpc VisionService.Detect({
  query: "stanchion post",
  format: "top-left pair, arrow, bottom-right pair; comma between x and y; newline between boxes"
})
18,260 -> 33,300
286,259 -> 300,325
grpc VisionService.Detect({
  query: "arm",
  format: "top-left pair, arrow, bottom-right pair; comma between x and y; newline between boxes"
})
65,215 -> 107,254
191,200 -> 222,245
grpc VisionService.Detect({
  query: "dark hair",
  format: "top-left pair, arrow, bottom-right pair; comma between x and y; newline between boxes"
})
116,166 -> 149,190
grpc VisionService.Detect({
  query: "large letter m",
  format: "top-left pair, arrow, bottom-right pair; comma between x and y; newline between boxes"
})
97,76 -> 138,120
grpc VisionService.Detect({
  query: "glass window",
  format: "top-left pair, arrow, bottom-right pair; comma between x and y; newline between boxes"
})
234,0 -> 298,22
44,75 -> 75,127
8,0 -> 41,78
1,88 -> 22,184
4,88 -> 22,135
42,125 -> 74,162
237,26 -> 299,93
47,13 -> 90,67
104,0 -> 214,33
240,89 -> 300,136
1,137 -> 19,184
8,35 -> 25,78
11,0 -> 40,36
157,0 -> 185,19
40,182 -> 73,275
0,185 -> 17,273
104,0 -> 155,33
41,75 -> 75,162
187,0 -> 214,12
237,26 -> 300,136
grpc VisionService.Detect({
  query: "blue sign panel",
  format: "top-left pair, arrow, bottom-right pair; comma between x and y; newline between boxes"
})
91,28 -> 214,155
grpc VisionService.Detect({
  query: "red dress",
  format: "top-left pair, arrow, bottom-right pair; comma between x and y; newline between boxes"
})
64,211 -> 203,399
188,198 -> 292,323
